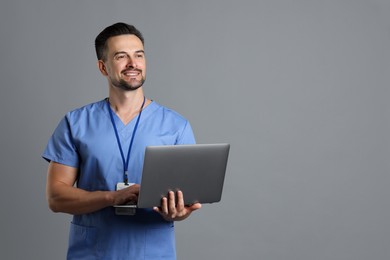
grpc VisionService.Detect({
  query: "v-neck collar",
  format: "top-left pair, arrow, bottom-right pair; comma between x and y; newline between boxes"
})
100,98 -> 159,132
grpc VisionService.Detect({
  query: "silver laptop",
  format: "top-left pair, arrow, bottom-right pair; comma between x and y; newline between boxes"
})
114,143 -> 230,213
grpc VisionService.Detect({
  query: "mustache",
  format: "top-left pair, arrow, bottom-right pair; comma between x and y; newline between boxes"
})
122,68 -> 142,74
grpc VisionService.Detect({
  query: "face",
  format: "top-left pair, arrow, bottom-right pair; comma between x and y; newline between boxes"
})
98,34 -> 146,91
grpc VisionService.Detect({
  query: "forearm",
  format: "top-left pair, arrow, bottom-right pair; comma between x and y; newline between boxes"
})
46,162 -> 118,215
47,184 -> 115,215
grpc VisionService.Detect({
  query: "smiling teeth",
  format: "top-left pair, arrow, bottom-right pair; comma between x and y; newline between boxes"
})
125,72 -> 138,76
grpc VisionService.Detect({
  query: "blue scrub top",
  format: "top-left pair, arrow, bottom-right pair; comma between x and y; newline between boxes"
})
43,99 -> 195,260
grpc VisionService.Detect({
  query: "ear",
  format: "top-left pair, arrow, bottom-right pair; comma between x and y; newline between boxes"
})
97,60 -> 108,76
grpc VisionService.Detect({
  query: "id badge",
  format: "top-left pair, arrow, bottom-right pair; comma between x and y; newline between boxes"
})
116,182 -> 135,191
114,182 -> 137,216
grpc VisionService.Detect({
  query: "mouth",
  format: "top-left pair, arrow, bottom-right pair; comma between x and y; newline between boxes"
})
122,69 -> 141,78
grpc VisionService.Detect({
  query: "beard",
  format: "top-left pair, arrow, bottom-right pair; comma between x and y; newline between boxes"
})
110,73 -> 146,91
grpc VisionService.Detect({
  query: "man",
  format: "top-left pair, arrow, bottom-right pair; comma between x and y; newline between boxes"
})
43,23 -> 201,259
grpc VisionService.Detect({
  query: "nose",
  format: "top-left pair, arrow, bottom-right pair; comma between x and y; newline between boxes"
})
125,56 -> 136,69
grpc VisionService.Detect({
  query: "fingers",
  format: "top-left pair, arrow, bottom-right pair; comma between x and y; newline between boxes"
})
161,196 -> 168,215
190,202 -> 202,211
114,184 -> 140,205
168,191 -> 176,216
176,190 -> 184,211
123,184 -> 140,201
128,184 -> 140,195
154,190 -> 201,221
154,192 -> 175,220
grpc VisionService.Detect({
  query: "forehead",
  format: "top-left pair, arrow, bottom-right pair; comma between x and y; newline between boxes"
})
106,34 -> 144,54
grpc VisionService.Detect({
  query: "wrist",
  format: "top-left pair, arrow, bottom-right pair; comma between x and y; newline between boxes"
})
103,191 -> 116,206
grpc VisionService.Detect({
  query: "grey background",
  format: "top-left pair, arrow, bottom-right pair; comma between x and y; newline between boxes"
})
1,0 -> 389,259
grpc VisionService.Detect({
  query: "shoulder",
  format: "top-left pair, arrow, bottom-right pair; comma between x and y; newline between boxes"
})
65,99 -> 106,121
146,101 -> 195,144
151,101 -> 189,123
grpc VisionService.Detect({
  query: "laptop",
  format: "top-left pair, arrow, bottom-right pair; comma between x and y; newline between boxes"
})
114,143 -> 230,214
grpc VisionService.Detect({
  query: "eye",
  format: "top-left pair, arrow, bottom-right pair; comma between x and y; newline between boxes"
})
115,54 -> 126,60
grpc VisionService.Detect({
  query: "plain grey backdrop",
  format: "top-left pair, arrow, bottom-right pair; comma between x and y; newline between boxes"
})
1,0 -> 389,259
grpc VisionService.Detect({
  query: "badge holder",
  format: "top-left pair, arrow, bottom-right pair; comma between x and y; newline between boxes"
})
114,182 -> 137,215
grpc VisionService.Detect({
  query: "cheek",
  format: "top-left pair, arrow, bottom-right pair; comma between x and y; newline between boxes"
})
140,64 -> 146,73
139,60 -> 146,70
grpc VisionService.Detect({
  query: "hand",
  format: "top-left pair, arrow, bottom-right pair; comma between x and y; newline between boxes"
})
113,184 -> 140,206
153,190 -> 201,221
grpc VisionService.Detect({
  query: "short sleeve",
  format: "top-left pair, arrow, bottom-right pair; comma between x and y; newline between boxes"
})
176,120 -> 196,145
42,115 -> 80,168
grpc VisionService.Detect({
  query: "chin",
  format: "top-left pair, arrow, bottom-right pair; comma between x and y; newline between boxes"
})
116,79 -> 145,91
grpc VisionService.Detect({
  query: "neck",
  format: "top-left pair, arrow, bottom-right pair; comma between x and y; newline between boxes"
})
108,87 -> 145,114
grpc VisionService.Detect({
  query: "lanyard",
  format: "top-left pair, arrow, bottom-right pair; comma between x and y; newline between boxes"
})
107,96 -> 146,185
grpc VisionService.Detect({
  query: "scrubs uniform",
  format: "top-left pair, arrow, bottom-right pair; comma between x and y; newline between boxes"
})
43,99 -> 195,260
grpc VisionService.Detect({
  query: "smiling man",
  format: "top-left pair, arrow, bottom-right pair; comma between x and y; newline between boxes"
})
43,23 -> 201,260
100,34 -> 146,91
